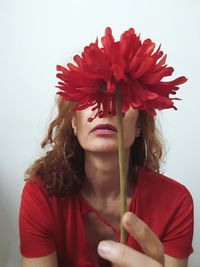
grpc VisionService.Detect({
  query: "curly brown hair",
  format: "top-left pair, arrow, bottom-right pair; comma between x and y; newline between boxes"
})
25,97 -> 165,197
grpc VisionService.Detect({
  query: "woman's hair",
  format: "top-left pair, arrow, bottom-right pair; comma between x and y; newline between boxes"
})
25,97 -> 165,197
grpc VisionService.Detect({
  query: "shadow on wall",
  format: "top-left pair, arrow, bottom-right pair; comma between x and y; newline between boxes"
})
0,172 -> 21,267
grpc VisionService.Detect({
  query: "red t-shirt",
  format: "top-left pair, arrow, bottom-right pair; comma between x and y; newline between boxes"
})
19,167 -> 193,266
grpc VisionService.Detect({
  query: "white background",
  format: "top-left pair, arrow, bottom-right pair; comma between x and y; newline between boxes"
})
0,0 -> 199,266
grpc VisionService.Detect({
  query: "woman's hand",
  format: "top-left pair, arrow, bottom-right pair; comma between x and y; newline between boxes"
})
97,212 -> 164,267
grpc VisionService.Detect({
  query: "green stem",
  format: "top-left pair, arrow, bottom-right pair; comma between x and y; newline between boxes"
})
116,87 -> 127,244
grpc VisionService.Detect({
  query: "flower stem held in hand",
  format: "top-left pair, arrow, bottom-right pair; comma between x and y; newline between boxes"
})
116,86 -> 127,244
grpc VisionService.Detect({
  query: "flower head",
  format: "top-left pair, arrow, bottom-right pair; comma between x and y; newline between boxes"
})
56,27 -> 187,121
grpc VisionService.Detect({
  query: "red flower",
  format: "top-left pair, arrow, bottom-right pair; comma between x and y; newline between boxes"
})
56,27 -> 187,121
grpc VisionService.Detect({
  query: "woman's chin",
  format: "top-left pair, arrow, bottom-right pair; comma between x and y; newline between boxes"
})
85,145 -> 119,154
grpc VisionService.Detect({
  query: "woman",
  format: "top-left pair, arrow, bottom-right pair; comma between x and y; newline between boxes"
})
19,98 -> 193,267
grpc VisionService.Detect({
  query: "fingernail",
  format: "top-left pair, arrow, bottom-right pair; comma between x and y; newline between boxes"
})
123,212 -> 135,226
98,241 -> 112,255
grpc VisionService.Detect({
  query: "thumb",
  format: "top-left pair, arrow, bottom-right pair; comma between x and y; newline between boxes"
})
98,240 -> 162,267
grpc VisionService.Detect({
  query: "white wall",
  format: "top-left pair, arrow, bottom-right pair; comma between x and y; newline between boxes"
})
0,0 -> 199,266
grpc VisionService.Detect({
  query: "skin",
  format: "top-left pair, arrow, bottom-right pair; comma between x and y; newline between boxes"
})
21,107 -> 188,267
72,107 -> 141,200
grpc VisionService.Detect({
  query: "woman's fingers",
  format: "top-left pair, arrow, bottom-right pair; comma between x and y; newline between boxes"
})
122,212 -> 164,265
97,212 -> 164,267
98,240 -> 162,267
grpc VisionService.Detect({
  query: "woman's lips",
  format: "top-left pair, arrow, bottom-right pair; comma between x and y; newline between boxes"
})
89,123 -> 117,135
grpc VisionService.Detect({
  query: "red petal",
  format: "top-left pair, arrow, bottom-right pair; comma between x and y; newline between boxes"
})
73,55 -> 83,67
154,54 -> 167,70
131,56 -> 155,79
101,27 -> 115,55
128,39 -> 154,73
106,81 -> 116,93
81,44 -> 112,81
142,67 -> 174,84
111,64 -> 126,81
120,28 -> 141,63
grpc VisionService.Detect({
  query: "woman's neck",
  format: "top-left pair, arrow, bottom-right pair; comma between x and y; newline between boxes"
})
83,150 -> 131,199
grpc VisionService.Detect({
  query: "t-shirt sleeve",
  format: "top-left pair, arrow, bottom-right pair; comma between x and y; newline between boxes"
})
19,179 -> 56,257
162,186 -> 194,258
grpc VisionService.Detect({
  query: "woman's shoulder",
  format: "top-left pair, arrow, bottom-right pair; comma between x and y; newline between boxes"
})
134,167 -> 194,231
136,166 -> 192,200
22,176 -> 49,197
21,177 -> 80,211
21,177 -> 66,211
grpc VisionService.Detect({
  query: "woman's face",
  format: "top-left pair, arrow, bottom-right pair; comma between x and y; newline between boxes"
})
71,107 -> 140,153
